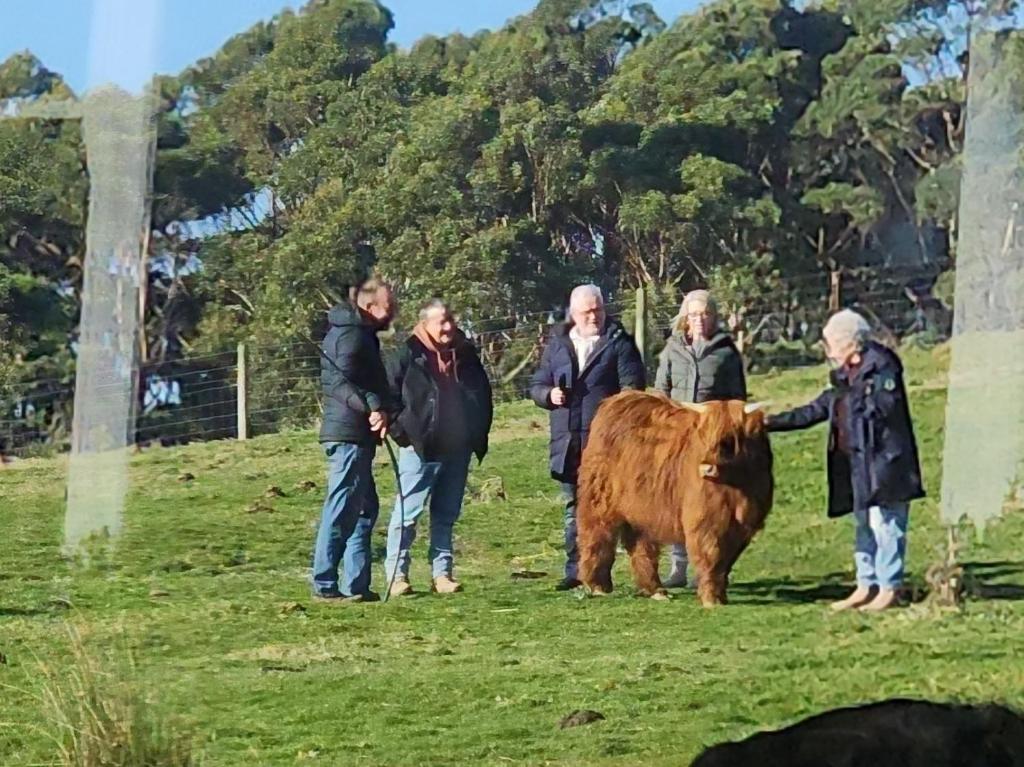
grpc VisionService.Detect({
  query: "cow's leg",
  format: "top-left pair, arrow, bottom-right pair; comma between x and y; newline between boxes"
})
688,535 -> 727,607
721,527 -> 753,573
579,519 -> 617,595
710,525 -> 758,605
622,527 -> 667,599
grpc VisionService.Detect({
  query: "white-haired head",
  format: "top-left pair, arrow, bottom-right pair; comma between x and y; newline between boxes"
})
823,309 -> 871,367
570,284 -> 604,310
569,284 -> 605,338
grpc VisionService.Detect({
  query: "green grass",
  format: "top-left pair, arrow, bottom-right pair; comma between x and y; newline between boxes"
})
3,345 -> 1024,766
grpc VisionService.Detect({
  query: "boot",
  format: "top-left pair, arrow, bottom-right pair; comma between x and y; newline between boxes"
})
432,574 -> 463,594
389,577 -> 413,598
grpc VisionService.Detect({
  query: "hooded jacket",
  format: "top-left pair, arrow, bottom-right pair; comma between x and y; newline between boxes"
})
529,318 -> 646,482
318,301 -> 392,445
766,341 -> 925,517
386,331 -> 493,463
655,329 -> 747,404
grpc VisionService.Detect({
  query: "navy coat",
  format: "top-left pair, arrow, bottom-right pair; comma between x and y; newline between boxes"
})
766,341 -> 925,518
319,301 -> 394,446
529,318 -> 646,482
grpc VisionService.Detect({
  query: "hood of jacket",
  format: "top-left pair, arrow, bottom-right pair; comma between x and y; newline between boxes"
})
829,341 -> 899,389
327,300 -> 363,329
667,329 -> 735,353
552,317 -> 626,341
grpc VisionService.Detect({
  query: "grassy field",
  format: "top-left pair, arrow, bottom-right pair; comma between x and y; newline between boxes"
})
2,345 -> 1023,766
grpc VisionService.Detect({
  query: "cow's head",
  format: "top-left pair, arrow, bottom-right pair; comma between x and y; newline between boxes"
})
677,400 -> 772,482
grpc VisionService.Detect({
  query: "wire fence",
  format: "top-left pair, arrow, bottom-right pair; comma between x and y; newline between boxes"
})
0,266 -> 954,458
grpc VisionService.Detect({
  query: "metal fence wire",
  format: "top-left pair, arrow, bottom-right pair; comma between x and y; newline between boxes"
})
0,267 -> 954,458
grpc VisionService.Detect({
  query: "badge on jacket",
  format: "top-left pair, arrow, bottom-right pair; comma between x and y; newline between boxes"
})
881,376 -> 896,392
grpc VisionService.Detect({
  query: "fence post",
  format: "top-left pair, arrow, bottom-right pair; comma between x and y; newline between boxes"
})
236,342 -> 248,441
829,268 -> 842,313
635,285 -> 647,365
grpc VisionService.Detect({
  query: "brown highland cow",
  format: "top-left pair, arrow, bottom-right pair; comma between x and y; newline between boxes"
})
577,391 -> 773,606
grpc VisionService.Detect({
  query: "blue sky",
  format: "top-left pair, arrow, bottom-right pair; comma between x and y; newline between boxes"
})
0,0 -> 705,95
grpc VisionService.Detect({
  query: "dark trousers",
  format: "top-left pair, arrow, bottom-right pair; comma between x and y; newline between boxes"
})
556,438 -> 582,580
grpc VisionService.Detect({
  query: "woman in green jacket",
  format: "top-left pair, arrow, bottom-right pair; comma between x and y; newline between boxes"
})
655,290 -> 748,588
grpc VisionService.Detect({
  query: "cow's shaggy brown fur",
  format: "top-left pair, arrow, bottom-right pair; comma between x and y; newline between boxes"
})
577,391 -> 773,606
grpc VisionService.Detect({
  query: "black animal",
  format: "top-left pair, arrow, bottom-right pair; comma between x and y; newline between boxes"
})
691,699 -> 1024,767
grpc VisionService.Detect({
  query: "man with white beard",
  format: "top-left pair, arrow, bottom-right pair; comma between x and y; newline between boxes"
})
530,285 -> 646,591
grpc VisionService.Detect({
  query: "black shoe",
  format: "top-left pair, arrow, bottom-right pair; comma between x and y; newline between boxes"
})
554,577 -> 582,592
360,590 -> 381,603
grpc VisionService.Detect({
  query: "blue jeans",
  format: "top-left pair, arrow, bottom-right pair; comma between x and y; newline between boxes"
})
312,442 -> 379,597
854,503 -> 909,590
561,482 -> 578,580
384,446 -> 472,581
668,543 -> 688,573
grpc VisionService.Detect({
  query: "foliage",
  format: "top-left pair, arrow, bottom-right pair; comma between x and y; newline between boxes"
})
4,0 -> 1017,378
3,349 -> 1024,766
38,625 -> 196,767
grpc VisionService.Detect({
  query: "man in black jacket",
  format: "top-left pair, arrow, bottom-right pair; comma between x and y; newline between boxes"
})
530,285 -> 646,591
382,299 -> 493,596
312,277 -> 397,602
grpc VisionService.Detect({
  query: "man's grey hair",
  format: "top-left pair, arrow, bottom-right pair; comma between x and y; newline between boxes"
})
823,309 -> 872,350
569,284 -> 604,310
419,298 -> 450,322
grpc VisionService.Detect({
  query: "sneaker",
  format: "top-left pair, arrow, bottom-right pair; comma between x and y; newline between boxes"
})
389,577 -> 414,598
360,590 -> 381,603
432,575 -> 463,594
554,577 -> 582,592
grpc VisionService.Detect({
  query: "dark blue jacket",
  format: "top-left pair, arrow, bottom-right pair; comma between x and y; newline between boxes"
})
318,301 -> 393,445
766,341 -> 925,517
529,318 -> 645,482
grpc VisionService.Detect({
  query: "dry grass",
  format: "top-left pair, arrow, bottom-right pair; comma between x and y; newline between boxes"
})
39,625 -> 195,767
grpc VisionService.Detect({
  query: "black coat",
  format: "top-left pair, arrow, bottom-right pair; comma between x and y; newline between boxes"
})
766,341 -> 925,517
386,333 -> 493,463
318,301 -> 393,445
529,318 -> 646,482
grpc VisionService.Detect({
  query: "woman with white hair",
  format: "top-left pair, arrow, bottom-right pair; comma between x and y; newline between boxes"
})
766,309 -> 925,612
655,289 -> 747,588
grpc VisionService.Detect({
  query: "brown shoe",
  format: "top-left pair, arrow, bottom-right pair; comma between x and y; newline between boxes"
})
432,575 -> 463,594
313,592 -> 363,605
389,577 -> 414,598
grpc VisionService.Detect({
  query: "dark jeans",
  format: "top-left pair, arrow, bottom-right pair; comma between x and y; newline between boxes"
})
557,438 -> 581,580
561,481 -> 578,580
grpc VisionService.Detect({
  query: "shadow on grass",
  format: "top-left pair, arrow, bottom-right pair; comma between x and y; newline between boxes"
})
0,605 -> 51,617
727,560 -> 1024,605
964,560 -> 1024,601
727,572 -> 851,605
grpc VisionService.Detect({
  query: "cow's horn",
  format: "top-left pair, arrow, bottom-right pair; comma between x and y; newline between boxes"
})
744,401 -> 770,414
678,402 -> 708,414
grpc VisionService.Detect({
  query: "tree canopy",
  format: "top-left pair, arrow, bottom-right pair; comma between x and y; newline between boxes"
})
2,0 -> 1019,386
